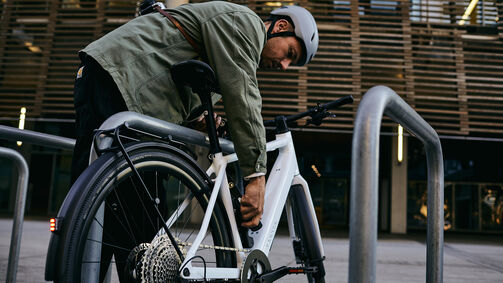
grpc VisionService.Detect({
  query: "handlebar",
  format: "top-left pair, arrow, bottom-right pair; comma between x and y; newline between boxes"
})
264,95 -> 354,127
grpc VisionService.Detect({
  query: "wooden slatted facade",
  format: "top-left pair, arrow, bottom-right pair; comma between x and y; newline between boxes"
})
0,0 -> 502,136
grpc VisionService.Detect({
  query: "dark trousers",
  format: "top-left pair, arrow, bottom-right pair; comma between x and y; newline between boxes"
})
70,56 -> 128,184
71,57 -> 140,281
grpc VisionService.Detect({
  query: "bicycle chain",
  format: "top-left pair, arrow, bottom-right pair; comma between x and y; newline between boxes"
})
174,237 -> 251,253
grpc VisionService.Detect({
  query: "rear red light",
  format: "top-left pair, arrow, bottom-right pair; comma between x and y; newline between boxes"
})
50,218 -> 58,232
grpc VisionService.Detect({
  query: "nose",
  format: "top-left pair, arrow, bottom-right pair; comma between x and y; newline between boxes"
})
280,59 -> 291,70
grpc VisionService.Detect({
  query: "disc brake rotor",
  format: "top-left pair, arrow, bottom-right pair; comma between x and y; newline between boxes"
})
241,249 -> 272,283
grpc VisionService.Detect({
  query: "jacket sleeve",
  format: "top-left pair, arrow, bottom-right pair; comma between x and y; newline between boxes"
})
201,11 -> 267,176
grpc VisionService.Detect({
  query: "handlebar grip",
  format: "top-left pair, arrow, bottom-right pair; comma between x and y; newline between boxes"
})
320,95 -> 354,110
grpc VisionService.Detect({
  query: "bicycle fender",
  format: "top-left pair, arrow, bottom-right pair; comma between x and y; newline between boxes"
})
289,184 -> 326,277
45,145 -> 119,281
45,141 -> 210,281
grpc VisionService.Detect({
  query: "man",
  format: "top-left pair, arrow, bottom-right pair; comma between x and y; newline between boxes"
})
71,1 -> 318,229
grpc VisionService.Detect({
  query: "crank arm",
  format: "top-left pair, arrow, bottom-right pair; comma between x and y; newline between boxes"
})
257,266 -> 318,282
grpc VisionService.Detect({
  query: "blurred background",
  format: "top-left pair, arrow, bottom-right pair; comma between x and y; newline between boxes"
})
0,0 -> 502,236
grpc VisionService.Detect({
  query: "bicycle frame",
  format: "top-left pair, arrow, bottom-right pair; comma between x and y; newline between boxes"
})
84,112 -> 323,281
178,130 -> 324,280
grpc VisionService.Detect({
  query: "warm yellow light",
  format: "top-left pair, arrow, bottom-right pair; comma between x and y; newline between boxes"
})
311,164 -> 321,178
17,107 -> 26,146
265,2 -> 283,7
397,125 -> 403,163
24,41 -> 42,53
459,0 -> 479,25
28,46 -> 42,53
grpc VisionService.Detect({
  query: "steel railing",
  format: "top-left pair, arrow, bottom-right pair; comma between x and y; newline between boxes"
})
349,86 -> 444,283
0,125 -> 75,283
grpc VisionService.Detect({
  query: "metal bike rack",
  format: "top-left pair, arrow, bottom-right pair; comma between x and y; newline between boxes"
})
349,86 -> 444,283
0,125 -> 75,150
0,125 -> 75,283
0,147 -> 29,283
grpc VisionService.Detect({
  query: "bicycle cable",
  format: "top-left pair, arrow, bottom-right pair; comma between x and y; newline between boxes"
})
178,255 -> 207,283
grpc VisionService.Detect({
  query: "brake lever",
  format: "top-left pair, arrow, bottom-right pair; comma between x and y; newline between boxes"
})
306,108 -> 336,126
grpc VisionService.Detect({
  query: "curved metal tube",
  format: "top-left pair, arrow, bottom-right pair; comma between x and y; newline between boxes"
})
349,86 -> 444,283
95,111 -> 235,154
0,147 -> 29,283
0,125 -> 75,150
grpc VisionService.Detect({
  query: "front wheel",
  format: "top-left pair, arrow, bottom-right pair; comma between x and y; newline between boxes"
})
55,142 -> 235,282
290,184 -> 326,283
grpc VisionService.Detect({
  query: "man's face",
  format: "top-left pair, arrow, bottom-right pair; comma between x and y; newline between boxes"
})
260,19 -> 303,70
260,36 -> 302,70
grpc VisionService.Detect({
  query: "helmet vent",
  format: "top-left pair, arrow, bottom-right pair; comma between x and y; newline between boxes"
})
311,33 -> 315,41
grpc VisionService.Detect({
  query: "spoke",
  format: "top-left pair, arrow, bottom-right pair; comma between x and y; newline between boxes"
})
85,238 -> 132,252
129,176 -> 157,231
155,171 -> 159,234
112,187 -> 138,243
176,177 -> 182,236
92,216 -> 135,246
103,199 -> 136,243
181,200 -> 201,241
166,192 -> 194,230
82,260 -> 116,264
188,227 -> 209,247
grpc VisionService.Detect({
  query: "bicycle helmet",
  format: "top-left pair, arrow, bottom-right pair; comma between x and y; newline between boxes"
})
267,5 -> 319,66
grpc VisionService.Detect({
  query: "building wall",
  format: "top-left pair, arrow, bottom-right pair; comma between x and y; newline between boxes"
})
0,0 -> 502,233
0,0 -> 502,136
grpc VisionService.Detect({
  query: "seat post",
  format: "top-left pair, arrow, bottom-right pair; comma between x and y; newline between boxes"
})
197,90 -> 222,155
170,60 -> 223,155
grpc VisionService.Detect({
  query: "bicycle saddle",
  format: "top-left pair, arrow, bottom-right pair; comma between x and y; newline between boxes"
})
171,60 -> 220,94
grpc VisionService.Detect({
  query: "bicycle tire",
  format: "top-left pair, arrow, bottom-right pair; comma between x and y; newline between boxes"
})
290,184 -> 326,283
55,142 -> 235,282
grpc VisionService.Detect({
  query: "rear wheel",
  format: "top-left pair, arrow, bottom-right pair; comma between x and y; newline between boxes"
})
57,143 -> 235,282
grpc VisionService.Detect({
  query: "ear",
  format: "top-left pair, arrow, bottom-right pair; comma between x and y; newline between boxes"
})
272,19 -> 291,33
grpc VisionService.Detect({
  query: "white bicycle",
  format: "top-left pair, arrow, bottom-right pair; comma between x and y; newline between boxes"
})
45,60 -> 353,282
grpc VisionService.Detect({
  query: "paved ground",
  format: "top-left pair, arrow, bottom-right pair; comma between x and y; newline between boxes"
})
1,219 -> 502,282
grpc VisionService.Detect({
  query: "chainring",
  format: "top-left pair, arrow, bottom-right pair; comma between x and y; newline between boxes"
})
241,249 -> 272,283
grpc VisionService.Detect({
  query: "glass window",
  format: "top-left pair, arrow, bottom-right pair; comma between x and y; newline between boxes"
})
481,184 -> 503,231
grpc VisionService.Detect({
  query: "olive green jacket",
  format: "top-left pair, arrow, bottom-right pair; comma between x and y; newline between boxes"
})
81,1 -> 267,176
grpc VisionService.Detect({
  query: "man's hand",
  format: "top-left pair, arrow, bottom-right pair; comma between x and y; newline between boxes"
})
240,175 -> 265,228
190,112 -> 226,135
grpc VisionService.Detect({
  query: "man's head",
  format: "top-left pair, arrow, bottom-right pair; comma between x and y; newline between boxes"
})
260,6 -> 319,70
